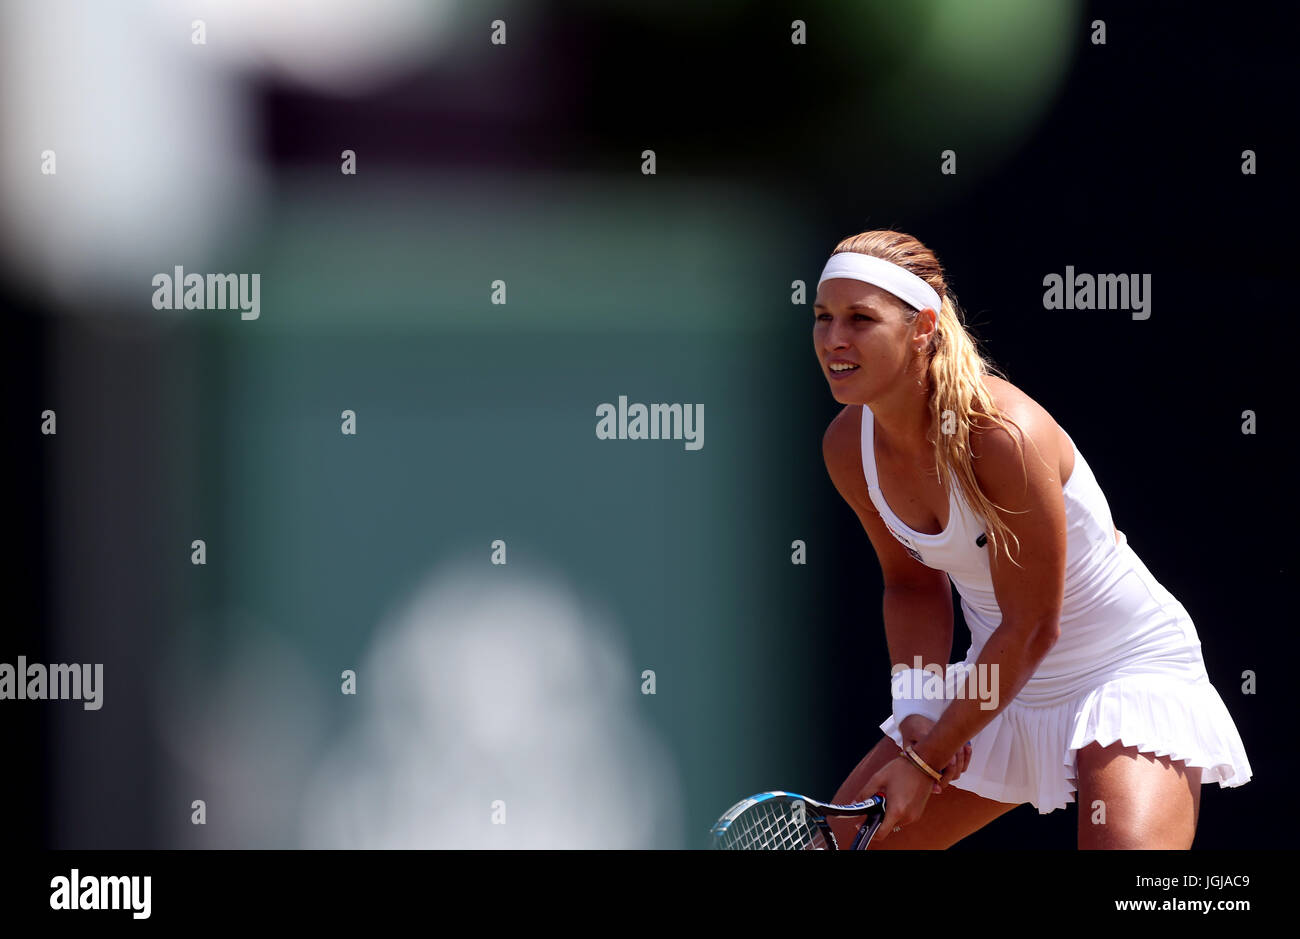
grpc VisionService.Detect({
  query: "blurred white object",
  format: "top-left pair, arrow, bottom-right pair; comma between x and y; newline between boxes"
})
299,562 -> 683,848
170,0 -> 456,95
0,0 -> 454,310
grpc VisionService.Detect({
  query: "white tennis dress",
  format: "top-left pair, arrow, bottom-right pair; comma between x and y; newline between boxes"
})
863,405 -> 1252,812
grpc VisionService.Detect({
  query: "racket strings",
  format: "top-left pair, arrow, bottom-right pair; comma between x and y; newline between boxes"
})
717,800 -> 832,850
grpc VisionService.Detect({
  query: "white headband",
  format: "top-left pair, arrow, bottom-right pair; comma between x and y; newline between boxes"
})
817,252 -> 942,314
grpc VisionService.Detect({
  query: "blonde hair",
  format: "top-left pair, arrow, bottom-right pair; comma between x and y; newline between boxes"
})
830,230 -> 1032,567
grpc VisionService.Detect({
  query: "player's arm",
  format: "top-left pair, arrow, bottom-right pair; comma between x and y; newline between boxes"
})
910,405 -> 1067,773
823,406 -> 953,671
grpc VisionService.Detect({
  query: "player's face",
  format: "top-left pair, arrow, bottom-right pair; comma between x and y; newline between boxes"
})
813,279 -> 919,405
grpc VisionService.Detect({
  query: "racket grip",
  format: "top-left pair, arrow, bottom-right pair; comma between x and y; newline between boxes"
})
850,794 -> 887,850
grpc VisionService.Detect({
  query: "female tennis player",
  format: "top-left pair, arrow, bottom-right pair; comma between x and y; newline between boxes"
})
816,230 -> 1251,849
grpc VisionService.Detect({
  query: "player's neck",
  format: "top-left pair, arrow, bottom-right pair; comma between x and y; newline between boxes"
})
867,381 -> 934,460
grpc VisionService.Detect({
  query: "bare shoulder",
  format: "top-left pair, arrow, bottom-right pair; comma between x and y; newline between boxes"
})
972,375 -> 1066,486
823,403 -> 861,452
822,405 -> 867,495
980,374 -> 1036,420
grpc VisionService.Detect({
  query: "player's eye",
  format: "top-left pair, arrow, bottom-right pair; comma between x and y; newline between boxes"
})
814,312 -> 872,322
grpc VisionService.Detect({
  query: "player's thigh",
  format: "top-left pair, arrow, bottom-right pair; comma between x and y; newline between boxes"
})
1074,741 -> 1201,849
829,735 -> 1020,850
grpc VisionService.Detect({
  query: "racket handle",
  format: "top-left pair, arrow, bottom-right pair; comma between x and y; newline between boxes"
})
850,793 -> 887,850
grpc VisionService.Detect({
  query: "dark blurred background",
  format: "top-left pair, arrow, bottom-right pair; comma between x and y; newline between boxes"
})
4,0 -> 1292,849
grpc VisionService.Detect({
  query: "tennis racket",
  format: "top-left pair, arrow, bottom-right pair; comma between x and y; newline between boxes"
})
710,791 -> 887,850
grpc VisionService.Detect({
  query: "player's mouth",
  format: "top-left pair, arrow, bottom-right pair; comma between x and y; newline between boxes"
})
828,361 -> 860,380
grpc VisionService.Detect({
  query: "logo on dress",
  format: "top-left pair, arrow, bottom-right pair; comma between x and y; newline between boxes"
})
884,522 -> 925,564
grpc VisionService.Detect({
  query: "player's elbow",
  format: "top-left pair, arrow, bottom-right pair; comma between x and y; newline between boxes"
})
1024,620 -> 1061,660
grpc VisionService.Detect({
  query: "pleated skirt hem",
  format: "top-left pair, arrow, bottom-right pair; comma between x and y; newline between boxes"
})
879,673 -> 1252,814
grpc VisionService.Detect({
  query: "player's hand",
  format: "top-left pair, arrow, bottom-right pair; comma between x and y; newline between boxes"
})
859,755 -> 935,842
898,715 -> 972,792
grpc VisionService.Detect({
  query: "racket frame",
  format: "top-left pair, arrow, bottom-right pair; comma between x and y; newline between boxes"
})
710,790 -> 887,850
